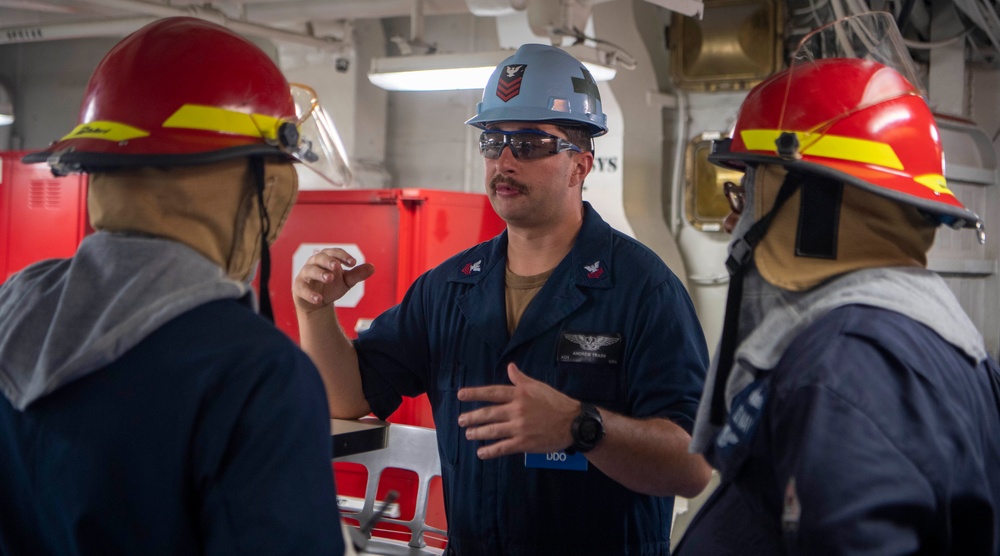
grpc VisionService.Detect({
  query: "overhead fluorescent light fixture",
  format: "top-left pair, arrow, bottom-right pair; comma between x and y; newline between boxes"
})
368,48 -> 617,92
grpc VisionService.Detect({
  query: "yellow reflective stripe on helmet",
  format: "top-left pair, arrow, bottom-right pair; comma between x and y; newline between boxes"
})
162,104 -> 281,141
913,173 -> 955,196
61,121 -> 150,142
741,129 -> 904,170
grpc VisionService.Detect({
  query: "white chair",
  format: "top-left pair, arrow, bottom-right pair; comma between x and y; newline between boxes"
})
335,423 -> 447,555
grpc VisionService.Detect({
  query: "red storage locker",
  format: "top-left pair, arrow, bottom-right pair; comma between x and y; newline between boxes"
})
269,187 -> 505,426
0,151 -> 89,283
267,188 -> 504,548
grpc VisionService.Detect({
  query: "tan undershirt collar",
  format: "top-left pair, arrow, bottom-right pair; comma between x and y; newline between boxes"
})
505,266 -> 555,336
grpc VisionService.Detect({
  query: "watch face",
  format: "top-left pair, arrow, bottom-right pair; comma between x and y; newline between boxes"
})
580,418 -> 601,442
571,403 -> 604,453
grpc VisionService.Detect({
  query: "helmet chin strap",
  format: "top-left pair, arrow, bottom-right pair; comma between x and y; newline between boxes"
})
709,170 -> 804,426
249,156 -> 274,322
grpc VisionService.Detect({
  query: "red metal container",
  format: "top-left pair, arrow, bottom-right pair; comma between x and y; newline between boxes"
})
268,187 -> 505,427
0,151 -> 90,283
267,188 -> 504,548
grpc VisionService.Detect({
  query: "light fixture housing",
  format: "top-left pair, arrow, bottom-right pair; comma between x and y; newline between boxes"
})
669,0 -> 782,92
0,82 -> 13,126
368,47 -> 617,92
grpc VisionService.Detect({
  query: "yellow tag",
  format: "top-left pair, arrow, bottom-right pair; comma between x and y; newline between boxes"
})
61,121 -> 149,142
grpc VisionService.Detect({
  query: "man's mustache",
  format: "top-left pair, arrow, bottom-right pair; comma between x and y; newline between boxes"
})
490,175 -> 528,194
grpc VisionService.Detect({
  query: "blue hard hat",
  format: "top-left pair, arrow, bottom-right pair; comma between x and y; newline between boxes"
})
466,44 -> 608,137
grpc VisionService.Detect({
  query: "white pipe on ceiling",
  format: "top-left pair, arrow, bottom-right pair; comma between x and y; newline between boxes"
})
464,0 -> 527,16
0,0 -> 77,13
245,0 -> 469,25
0,0 -> 475,46
1,0 -> 704,48
0,17 -> 155,43
411,0 -> 425,44
60,0 -> 348,49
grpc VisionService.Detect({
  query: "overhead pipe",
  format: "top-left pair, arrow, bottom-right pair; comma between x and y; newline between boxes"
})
0,17 -> 156,44
245,0 -> 470,26
58,0 -> 349,49
411,0 -> 424,46
464,0 -> 528,17
394,0 -> 437,54
0,0 -> 77,14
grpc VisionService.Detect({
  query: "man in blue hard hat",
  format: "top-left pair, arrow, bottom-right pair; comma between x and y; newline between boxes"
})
294,43 -> 711,555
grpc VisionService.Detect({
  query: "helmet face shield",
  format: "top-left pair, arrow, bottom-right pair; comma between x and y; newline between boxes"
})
774,12 -> 925,137
791,11 -> 923,98
710,11 -> 983,232
289,84 -> 352,188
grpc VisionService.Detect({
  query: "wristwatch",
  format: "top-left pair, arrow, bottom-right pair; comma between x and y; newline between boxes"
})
567,402 -> 605,454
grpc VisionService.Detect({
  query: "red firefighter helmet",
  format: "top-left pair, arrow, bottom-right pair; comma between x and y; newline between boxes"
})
710,13 -> 982,231
23,17 -> 350,185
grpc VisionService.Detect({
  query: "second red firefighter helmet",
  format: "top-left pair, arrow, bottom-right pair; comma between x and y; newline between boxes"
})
710,13 -> 982,232
23,16 -> 350,186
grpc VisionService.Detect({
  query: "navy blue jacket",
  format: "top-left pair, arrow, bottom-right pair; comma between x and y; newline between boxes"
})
355,204 -> 709,555
675,305 -> 1000,555
0,300 -> 345,556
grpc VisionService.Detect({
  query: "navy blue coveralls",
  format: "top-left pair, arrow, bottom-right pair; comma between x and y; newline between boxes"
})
0,300 -> 345,555
674,305 -> 1000,555
355,203 -> 709,555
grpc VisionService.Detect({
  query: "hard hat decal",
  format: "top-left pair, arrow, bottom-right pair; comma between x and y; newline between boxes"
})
497,65 -> 526,102
741,129 -> 904,170
913,174 -> 955,197
61,121 -> 150,142
163,104 -> 281,140
571,67 -> 601,107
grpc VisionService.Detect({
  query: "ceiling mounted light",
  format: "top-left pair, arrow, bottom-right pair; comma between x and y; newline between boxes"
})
368,46 -> 618,92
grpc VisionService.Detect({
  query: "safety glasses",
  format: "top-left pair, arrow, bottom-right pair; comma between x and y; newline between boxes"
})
479,129 -> 582,160
723,177 -> 746,214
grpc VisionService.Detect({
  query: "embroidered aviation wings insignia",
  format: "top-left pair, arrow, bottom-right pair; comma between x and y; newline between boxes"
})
565,334 -> 621,351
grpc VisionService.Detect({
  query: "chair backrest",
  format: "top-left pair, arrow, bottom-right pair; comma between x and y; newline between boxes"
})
335,423 -> 446,551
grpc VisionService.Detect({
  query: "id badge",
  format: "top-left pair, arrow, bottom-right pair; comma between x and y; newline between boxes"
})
524,451 -> 588,471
